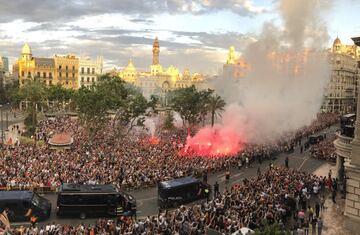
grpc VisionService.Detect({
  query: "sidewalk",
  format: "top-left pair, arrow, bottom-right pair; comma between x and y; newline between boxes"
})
4,122 -> 25,145
313,163 -> 354,235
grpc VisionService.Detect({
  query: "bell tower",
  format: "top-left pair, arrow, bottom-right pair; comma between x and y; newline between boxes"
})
152,37 -> 160,65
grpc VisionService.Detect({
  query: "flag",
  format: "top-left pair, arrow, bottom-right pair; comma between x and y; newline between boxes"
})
0,211 -> 10,229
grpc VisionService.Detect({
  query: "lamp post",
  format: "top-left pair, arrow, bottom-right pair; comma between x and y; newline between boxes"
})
0,104 -> 4,144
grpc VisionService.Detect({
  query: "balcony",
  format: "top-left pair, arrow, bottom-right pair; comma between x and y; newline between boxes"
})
334,132 -> 353,159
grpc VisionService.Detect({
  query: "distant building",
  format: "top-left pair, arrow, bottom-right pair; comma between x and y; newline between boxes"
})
322,37 -> 360,114
1,56 -> 9,72
0,57 -> 4,87
54,54 -> 79,89
119,37 -> 206,104
222,46 -> 249,79
14,43 -> 102,89
79,56 -> 103,88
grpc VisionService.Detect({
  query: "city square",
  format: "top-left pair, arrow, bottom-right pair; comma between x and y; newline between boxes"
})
1,0 -> 360,234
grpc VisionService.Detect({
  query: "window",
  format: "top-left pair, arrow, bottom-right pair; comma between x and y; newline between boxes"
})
28,72 -> 31,78
87,77 -> 90,82
66,80 -> 69,85
81,67 -> 84,74
59,65 -> 62,69
92,77 -> 95,83
92,68 -> 95,74
37,72 -> 40,78
87,68 -> 90,74
21,71 -> 25,77
66,65 -> 68,70
72,73 -> 75,78
49,80 -> 52,85
59,72 -> 62,78
72,66 -> 75,71
66,72 -> 68,78
43,72 -> 46,78
49,72 -> 52,78
81,77 -> 84,82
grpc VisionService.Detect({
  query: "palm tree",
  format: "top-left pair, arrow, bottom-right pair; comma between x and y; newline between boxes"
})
209,94 -> 226,127
19,79 -> 47,135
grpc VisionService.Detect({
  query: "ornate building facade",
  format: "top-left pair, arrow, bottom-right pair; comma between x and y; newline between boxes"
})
222,46 -> 249,79
333,36 -> 360,233
15,43 -> 103,89
119,37 -> 206,103
16,43 -> 56,87
322,37 -> 360,114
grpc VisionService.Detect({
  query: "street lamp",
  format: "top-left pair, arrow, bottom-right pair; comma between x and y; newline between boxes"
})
5,102 -> 9,131
0,104 -> 4,144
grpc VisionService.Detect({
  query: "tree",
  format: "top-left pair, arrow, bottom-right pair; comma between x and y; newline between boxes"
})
0,81 -> 21,106
74,85 -> 110,136
168,85 -> 213,127
19,79 -> 47,135
163,111 -> 175,130
113,86 -> 158,135
74,78 -> 157,137
208,94 -> 226,127
47,84 -> 75,112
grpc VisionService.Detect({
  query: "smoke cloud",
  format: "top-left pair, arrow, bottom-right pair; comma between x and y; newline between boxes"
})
208,0 -> 332,144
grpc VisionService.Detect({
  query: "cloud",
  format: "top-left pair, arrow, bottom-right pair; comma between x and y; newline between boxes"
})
0,0 -> 271,73
171,31 -> 256,51
0,0 -> 268,23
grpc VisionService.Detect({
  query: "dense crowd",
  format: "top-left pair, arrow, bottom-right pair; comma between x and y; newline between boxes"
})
0,113 -> 338,190
0,113 -> 338,234
1,167 -> 329,234
309,136 -> 337,163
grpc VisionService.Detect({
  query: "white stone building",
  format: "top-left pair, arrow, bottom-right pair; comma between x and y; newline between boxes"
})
79,56 -> 103,88
322,37 -> 360,114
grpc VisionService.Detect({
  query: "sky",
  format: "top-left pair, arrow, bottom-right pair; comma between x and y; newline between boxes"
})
0,0 -> 359,75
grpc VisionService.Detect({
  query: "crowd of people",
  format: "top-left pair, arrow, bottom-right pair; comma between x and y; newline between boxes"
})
309,136 -> 337,163
0,113 -> 338,191
1,166 -> 330,234
0,112 -> 339,234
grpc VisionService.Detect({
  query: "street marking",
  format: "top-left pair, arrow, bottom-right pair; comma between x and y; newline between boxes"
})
298,157 -> 309,170
137,196 -> 157,202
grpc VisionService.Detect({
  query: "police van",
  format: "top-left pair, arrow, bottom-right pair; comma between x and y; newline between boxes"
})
57,184 -> 136,219
158,176 -> 211,208
0,191 -> 51,222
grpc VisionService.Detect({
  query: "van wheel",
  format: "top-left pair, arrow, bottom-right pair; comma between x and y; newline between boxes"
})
79,212 -> 86,220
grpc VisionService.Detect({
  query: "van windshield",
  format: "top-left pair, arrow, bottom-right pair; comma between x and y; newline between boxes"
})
31,194 -> 42,207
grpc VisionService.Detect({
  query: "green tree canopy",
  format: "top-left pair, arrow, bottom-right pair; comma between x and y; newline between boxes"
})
168,85 -> 213,127
74,78 -> 157,137
19,79 -> 48,134
47,84 -> 75,102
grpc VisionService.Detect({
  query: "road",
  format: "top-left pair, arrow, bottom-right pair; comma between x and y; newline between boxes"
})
30,124 -> 338,226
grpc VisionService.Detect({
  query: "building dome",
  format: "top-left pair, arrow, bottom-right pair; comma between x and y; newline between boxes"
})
22,43 -> 32,55
333,37 -> 341,46
125,59 -> 136,71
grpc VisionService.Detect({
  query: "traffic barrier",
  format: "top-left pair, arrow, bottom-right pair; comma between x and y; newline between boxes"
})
0,185 -> 58,192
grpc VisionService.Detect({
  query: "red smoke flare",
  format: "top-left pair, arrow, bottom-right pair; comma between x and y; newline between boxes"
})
149,135 -> 160,145
180,126 -> 243,157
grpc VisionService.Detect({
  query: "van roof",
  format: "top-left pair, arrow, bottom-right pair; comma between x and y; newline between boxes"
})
59,184 -> 118,194
159,176 -> 200,189
0,191 -> 33,201
342,113 -> 355,118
